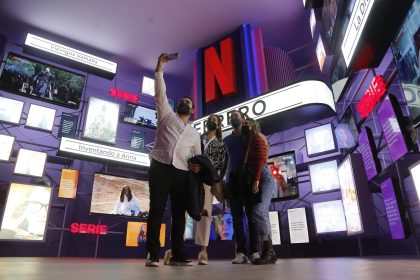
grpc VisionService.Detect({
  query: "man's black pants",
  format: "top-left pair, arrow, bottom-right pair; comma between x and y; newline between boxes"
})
146,159 -> 188,259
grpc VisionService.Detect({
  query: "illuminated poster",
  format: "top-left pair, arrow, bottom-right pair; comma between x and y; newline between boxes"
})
58,169 -> 79,199
126,222 -> 165,247
0,183 -> 51,241
313,200 -> 347,233
338,156 -> 363,235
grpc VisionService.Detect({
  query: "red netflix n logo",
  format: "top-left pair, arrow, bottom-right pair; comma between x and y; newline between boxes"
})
204,37 -> 238,104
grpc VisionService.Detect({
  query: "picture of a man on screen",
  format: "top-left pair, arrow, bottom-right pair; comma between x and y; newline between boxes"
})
32,67 -> 54,99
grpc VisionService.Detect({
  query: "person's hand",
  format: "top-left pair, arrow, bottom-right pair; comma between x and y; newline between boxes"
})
252,180 -> 260,194
155,53 -> 170,72
189,163 -> 202,174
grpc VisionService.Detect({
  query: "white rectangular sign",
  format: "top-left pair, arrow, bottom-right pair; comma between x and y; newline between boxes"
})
269,211 -> 281,245
25,33 -> 117,74
59,137 -> 150,167
288,208 -> 309,244
193,80 -> 335,134
341,0 -> 375,66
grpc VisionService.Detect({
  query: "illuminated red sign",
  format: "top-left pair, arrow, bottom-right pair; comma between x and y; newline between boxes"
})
356,75 -> 387,118
110,88 -> 139,103
70,222 -> 108,235
204,37 -> 238,104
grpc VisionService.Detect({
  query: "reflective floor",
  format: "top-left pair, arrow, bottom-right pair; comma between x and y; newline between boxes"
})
0,257 -> 419,280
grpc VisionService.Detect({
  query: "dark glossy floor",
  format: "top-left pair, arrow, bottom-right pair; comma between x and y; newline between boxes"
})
0,257 -> 419,280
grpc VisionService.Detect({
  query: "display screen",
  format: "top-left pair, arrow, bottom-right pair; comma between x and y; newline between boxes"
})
26,104 -> 56,132
0,183 -> 51,241
305,123 -> 337,157
377,97 -> 408,162
267,151 -> 299,201
0,96 -> 24,124
90,173 -> 149,218
338,156 -> 363,235
391,1 -> 420,126
14,149 -> 47,177
184,215 -> 194,239
409,160 -> 420,202
123,102 -> 157,129
126,222 -> 165,247
0,134 -> 15,161
310,9 -> 317,38
142,76 -> 155,96
0,52 -> 85,109
322,0 -> 343,49
313,200 -> 347,234
335,107 -> 358,151
83,97 -> 120,144
288,207 -> 309,243
316,36 -> 327,71
309,160 -> 341,194
209,213 -> 234,241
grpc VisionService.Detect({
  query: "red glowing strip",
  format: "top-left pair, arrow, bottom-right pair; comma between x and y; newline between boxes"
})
70,223 -> 108,235
110,88 -> 139,103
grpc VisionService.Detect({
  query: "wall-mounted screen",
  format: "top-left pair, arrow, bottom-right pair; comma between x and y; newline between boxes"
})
0,52 -> 85,109
209,213 -> 233,241
409,160 -> 420,202
267,151 -> 299,201
126,222 -> 165,247
90,173 -> 149,218
358,126 -> 380,180
0,96 -> 24,124
0,134 -> 15,162
14,149 -> 47,177
305,123 -> 337,157
0,183 -> 51,241
288,207 -> 309,244
83,97 -> 120,144
335,107 -> 358,151
309,160 -> 341,194
391,1 -> 420,126
142,76 -> 155,96
25,104 -> 56,132
322,0 -> 344,50
123,102 -> 157,129
310,9 -> 317,38
316,36 -> 327,71
313,200 -> 347,234
338,155 -> 363,235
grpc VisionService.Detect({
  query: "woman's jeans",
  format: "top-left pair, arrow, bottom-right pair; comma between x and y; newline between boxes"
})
248,165 -> 276,237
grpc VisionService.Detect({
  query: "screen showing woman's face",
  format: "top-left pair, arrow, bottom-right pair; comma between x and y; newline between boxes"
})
217,214 -> 234,240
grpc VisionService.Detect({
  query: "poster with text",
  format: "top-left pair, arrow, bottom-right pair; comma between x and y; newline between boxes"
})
58,169 -> 79,199
288,208 -> 309,243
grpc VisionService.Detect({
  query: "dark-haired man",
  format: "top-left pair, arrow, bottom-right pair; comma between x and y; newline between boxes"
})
146,53 -> 201,267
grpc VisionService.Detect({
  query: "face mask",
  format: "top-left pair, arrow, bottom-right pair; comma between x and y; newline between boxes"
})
230,118 -> 241,128
206,120 -> 217,131
241,125 -> 250,135
176,102 -> 191,115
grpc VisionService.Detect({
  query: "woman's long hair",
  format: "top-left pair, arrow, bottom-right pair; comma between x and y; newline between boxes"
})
120,185 -> 132,202
246,118 -> 261,134
208,114 -> 223,139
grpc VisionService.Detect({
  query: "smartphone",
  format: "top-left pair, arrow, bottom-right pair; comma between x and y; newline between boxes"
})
167,52 -> 180,60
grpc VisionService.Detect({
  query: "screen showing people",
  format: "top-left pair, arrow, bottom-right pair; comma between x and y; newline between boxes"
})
126,222 -> 166,247
0,96 -> 24,124
90,173 -> 149,218
124,102 -> 157,129
0,134 -> 15,161
305,123 -> 337,157
313,200 -> 347,234
0,183 -> 51,241
335,108 -> 358,151
267,151 -> 299,201
26,104 -> 56,132
0,52 -> 85,109
209,213 -> 234,240
14,149 -> 47,177
83,97 -> 120,144
309,160 -> 341,194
